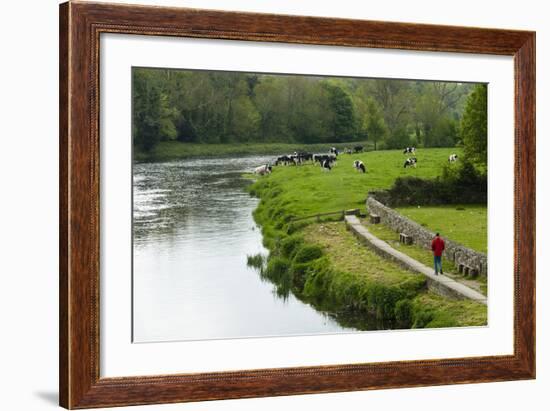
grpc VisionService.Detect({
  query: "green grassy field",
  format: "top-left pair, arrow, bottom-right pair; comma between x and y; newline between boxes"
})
251,147 -> 464,221
395,205 -> 487,253
134,140 -> 373,162
249,147 -> 487,329
302,223 -> 487,328
366,220 -> 487,295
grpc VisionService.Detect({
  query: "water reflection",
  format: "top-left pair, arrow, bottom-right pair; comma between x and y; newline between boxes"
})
133,155 -> 357,342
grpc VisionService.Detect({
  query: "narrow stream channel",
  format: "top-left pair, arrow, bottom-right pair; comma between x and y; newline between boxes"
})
133,155 -> 357,342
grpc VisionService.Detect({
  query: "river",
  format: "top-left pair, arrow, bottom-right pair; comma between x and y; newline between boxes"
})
133,155 -> 356,342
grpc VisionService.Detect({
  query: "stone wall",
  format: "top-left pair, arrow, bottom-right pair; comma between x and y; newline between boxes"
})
366,196 -> 487,276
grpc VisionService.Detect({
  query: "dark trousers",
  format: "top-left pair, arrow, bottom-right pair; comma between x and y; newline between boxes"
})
434,255 -> 442,273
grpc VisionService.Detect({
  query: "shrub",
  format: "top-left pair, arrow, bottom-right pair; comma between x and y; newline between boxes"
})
264,256 -> 290,283
293,245 -> 323,264
372,159 -> 487,207
394,299 -> 413,327
280,235 -> 304,259
302,257 -> 334,301
412,309 -> 434,328
290,262 -> 311,292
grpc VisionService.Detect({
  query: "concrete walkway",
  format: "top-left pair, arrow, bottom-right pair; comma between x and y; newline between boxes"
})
344,215 -> 487,305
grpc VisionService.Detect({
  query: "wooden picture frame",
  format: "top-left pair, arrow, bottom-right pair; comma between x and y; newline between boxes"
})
59,1 -> 535,408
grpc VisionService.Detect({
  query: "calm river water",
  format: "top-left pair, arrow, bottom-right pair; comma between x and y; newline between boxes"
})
133,155 -> 355,342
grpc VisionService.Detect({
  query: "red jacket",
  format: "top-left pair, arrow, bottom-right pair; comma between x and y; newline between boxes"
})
431,236 -> 445,257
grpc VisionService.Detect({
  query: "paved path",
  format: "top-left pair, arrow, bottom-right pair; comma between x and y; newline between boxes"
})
344,215 -> 487,305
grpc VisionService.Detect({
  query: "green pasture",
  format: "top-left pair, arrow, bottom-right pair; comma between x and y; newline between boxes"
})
251,147 -> 464,220
302,223 -> 487,328
248,147 -> 487,329
366,221 -> 487,295
395,205 -> 487,253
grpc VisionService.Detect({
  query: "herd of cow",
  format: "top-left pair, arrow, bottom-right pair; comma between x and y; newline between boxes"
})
253,146 -> 459,176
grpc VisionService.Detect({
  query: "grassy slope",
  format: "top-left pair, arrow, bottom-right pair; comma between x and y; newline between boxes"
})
304,223 -> 487,328
250,147 -> 487,329
366,221 -> 487,295
395,205 -> 487,253
304,223 -> 421,287
135,140 -> 373,162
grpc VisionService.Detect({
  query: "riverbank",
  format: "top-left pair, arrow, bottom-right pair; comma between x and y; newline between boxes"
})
248,147 -> 487,329
134,141 -> 372,162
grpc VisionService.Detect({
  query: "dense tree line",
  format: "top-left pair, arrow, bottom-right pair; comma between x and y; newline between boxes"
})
133,68 -> 485,154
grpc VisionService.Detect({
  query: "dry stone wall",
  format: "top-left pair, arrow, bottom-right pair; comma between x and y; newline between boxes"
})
366,196 -> 487,276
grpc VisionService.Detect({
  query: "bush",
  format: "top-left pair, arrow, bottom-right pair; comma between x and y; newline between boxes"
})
412,309 -> 434,328
293,245 -> 323,263
290,262 -> 311,292
302,257 -> 334,301
264,256 -> 290,283
372,159 -> 486,207
280,235 -> 304,259
394,299 -> 413,327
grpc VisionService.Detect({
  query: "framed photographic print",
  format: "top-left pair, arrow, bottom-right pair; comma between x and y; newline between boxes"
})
59,1 -> 535,409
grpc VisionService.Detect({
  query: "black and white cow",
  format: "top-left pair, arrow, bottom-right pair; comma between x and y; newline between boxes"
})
353,145 -> 364,153
254,164 -> 272,175
403,157 -> 417,168
291,153 -> 302,166
275,155 -> 292,166
353,160 -> 366,173
329,147 -> 339,156
297,152 -> 313,163
344,148 -> 353,155
448,153 -> 458,163
403,147 -> 416,155
313,154 -> 326,164
314,153 -> 337,166
321,159 -> 334,171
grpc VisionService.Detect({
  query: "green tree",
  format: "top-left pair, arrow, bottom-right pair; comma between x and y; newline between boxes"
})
131,67 -> 480,151
132,70 -> 172,151
385,127 -> 411,149
364,98 -> 387,150
368,79 -> 411,136
322,81 -> 357,142
460,84 -> 488,165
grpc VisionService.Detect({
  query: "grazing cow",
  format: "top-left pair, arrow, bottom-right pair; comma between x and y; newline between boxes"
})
403,147 -> 416,155
321,159 -> 333,171
448,153 -> 458,163
353,160 -> 366,173
315,153 -> 337,165
275,155 -> 292,166
353,145 -> 364,153
254,164 -> 272,175
296,152 -> 313,163
345,148 -> 352,155
403,157 -> 417,168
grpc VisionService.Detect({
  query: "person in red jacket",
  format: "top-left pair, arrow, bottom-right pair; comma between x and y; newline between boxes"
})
431,233 -> 445,275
